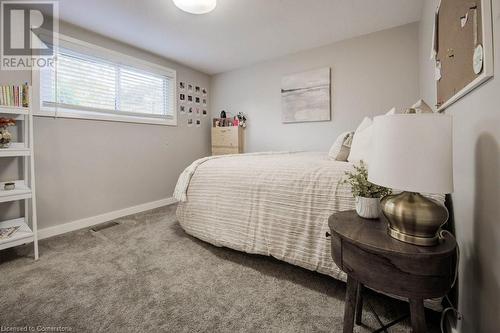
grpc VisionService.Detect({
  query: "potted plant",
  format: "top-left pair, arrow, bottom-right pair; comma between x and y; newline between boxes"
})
0,118 -> 16,148
343,161 -> 391,219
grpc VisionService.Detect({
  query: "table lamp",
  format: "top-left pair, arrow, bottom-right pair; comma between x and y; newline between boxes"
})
368,114 -> 453,246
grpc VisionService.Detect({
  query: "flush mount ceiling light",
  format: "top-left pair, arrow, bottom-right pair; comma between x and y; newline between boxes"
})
173,0 -> 217,14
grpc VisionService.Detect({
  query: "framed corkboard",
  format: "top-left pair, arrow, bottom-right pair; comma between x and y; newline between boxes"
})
435,0 -> 494,111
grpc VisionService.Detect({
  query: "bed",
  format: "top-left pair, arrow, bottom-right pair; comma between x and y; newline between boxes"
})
175,151 -> 358,281
174,151 -> 444,309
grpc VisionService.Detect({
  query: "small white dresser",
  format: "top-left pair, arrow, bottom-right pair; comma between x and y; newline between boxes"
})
211,126 -> 244,155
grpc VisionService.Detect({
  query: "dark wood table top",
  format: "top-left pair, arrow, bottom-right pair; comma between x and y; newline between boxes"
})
329,210 -> 458,333
328,210 -> 456,258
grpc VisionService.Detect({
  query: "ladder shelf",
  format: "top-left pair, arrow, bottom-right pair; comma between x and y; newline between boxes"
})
0,100 -> 38,260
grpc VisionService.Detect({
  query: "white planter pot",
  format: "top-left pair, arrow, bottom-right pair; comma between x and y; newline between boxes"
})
355,196 -> 380,219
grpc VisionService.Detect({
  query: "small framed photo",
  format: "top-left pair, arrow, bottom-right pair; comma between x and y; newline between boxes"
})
179,104 -> 186,114
195,86 -> 200,94
202,98 -> 207,106
188,84 -> 193,92
188,95 -> 193,103
202,88 -> 207,96
196,119 -> 201,127
188,107 -> 193,114
202,109 -> 207,116
179,93 -> 185,101
195,107 -> 200,115
179,82 -> 185,91
195,96 -> 200,104
187,118 -> 193,127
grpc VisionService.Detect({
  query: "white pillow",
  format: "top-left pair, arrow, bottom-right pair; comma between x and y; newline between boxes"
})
348,117 -> 373,164
386,107 -> 397,115
410,99 -> 433,113
328,131 -> 352,160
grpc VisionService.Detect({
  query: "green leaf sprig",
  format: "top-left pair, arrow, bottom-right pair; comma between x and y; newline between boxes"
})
342,161 -> 392,198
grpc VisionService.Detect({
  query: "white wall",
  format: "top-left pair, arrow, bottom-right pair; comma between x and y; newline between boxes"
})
419,1 -> 500,332
211,23 -> 420,152
0,22 -> 211,229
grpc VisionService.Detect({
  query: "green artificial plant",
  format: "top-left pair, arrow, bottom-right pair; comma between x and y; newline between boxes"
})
343,161 -> 392,198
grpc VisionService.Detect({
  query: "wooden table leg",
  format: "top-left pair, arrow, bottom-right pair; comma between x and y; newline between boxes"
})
355,283 -> 363,325
409,298 -> 426,333
343,275 -> 358,333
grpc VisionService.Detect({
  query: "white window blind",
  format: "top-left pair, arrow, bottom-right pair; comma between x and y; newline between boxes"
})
40,46 -> 175,120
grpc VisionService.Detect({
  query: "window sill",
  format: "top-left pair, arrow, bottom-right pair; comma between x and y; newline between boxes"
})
35,107 -> 177,126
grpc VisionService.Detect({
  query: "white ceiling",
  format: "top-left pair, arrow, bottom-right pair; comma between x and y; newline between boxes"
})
57,0 -> 423,75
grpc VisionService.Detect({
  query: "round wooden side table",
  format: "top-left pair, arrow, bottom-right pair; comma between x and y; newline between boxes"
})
328,210 -> 457,333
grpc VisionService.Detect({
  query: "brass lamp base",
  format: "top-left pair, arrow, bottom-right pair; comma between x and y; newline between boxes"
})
387,227 -> 439,246
381,192 -> 448,246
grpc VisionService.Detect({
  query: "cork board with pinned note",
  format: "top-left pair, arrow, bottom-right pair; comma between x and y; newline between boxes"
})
435,0 -> 493,111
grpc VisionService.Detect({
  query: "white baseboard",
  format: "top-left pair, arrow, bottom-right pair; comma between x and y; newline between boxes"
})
38,197 -> 177,240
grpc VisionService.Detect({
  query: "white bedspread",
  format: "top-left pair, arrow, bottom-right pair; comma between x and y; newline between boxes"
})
175,151 -> 355,281
174,151 -> 292,202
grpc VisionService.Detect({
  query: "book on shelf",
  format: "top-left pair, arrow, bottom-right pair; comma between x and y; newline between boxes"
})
0,83 -> 29,108
0,226 -> 20,240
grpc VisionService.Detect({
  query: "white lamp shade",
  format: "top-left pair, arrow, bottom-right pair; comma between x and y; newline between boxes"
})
368,114 -> 453,194
173,0 -> 216,14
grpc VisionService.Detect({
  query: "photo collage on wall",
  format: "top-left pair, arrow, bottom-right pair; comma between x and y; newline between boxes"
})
178,81 -> 208,128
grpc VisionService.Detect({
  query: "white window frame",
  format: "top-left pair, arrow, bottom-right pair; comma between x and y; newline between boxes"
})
32,33 -> 177,126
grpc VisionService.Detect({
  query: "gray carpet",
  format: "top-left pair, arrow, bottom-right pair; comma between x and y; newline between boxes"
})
0,205 -> 440,332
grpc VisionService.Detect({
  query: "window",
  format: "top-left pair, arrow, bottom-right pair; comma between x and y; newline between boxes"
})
36,35 -> 176,126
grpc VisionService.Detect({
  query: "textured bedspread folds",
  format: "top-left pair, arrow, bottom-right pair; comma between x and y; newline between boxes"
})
176,152 -> 356,281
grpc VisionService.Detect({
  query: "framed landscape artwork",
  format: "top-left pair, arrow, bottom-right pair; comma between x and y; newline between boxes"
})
281,67 -> 331,123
